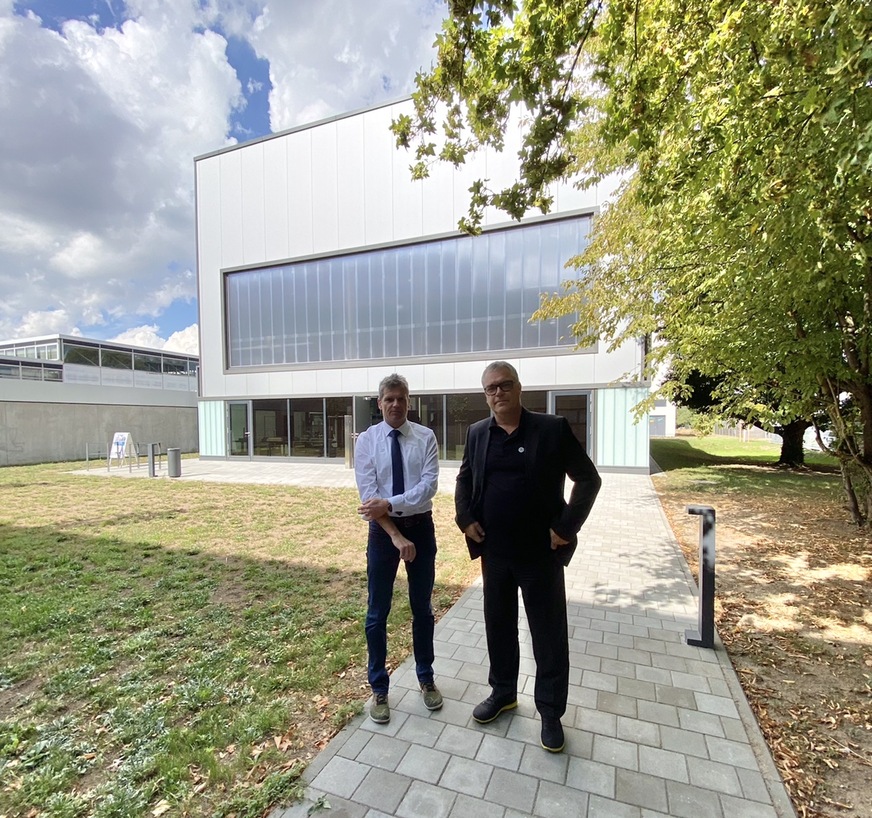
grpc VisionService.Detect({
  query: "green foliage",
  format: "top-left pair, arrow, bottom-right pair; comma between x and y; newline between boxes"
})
402,0 -> 872,524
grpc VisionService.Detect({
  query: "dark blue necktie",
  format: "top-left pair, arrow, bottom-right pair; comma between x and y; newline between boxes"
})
389,428 -> 405,496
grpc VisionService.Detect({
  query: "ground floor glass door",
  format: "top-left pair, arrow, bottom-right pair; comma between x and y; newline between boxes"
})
551,392 -> 592,453
228,401 -> 251,457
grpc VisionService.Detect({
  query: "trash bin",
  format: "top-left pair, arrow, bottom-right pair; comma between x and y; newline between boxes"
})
167,447 -> 182,478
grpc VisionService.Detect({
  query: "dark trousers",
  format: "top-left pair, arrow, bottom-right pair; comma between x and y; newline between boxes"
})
481,551 -> 569,719
365,516 -> 437,695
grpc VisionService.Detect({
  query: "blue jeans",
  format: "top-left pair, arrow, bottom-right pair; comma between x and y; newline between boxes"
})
365,516 -> 437,695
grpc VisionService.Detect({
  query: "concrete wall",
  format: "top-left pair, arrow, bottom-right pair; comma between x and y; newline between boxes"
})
0,401 -> 198,466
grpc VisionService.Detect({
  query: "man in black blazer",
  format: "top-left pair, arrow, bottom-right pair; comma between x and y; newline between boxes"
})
455,361 -> 601,752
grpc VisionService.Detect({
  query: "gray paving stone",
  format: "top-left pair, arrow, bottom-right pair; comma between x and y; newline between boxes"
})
575,707 -> 617,737
483,767 -> 539,813
660,725 -> 708,758
634,665 -> 672,685
695,692 -> 741,720
355,733 -> 410,771
566,757 -> 616,798
395,780 -> 456,818
598,691 -> 639,718
637,700 -> 680,728
616,716 -> 661,747
449,793 -> 506,818
310,757 -> 369,800
638,745 -> 689,783
600,659 -> 636,676
434,723 -> 483,758
352,767 -> 412,814
705,735 -> 758,770
335,729 -> 371,760
718,793 -> 779,818
616,769 -> 669,812
592,735 -> 639,771
666,780 -> 726,818
440,755 -> 494,797
534,779 -> 590,817
394,712 -> 445,748
687,756 -> 743,796
396,743 -> 451,783
737,767 -> 773,803
519,743 -> 569,784
677,708 -> 726,737
587,794 -> 642,817
617,677 -> 657,701
476,733 -> 525,770
654,684 -> 698,709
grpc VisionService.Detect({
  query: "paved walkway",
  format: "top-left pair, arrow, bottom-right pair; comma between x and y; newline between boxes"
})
77,459 -> 795,818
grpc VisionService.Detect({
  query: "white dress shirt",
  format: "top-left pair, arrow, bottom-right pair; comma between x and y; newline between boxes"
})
354,419 -> 439,516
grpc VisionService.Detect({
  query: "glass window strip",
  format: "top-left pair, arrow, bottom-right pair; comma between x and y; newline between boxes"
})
225,215 -> 590,368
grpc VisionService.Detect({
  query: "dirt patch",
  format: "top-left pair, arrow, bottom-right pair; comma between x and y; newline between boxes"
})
653,477 -> 872,818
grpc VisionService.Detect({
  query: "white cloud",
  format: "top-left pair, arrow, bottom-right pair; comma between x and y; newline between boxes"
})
246,1 -> 445,131
109,322 -> 199,355
164,324 -> 200,355
0,1 -> 446,345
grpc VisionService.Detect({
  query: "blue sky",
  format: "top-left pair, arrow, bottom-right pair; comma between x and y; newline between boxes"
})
0,0 -> 445,352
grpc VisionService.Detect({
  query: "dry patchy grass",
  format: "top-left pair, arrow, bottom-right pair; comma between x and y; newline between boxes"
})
651,438 -> 872,818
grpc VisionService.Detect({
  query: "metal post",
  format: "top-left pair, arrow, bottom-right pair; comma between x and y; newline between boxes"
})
344,415 -> 354,469
147,443 -> 157,477
685,504 -> 716,649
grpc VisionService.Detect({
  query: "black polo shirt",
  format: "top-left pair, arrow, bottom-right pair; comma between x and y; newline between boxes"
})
480,414 -> 549,554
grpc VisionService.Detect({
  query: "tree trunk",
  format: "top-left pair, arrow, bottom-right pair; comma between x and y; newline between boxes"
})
775,419 -> 809,467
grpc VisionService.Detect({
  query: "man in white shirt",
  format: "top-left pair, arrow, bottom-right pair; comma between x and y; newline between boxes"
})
355,373 -> 442,723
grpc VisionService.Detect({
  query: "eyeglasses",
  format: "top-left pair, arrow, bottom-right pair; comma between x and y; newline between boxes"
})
483,380 -> 515,396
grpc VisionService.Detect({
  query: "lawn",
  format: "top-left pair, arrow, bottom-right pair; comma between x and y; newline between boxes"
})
650,437 -> 872,818
0,462 -> 478,818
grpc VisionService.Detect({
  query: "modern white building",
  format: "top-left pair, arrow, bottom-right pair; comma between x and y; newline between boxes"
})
0,334 -> 199,466
194,99 -> 651,471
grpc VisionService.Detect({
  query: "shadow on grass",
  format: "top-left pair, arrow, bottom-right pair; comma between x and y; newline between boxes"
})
0,520 -> 468,818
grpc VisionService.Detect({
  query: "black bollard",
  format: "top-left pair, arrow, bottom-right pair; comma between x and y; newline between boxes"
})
685,505 -> 716,649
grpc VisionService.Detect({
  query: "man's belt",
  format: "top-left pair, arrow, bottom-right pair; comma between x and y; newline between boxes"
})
389,511 -> 432,529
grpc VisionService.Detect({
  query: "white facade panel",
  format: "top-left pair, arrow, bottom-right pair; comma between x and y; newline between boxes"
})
518,357 -> 558,388
341,367 -> 370,393
310,123 -> 340,254
218,150 -> 244,268
315,367 -> 343,394
336,115 -> 366,249
287,130 -> 315,257
421,155 -> 457,236
263,138 -> 290,261
555,352 -> 596,386
245,372 -> 271,397
391,145 -> 424,241
362,105 -> 396,244
293,368 -> 318,394
421,362 -> 456,392
240,144 -> 266,264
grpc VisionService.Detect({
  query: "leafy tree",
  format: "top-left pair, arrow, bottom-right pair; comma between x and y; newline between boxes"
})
394,0 -> 872,526
671,369 -> 812,468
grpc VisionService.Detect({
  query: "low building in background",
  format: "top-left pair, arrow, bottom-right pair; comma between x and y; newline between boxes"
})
0,334 -> 199,466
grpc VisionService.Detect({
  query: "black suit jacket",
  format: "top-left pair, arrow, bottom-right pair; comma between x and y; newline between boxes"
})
455,408 -> 602,567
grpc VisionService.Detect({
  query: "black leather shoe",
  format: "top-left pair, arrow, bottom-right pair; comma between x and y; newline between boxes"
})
540,717 -> 565,752
472,694 -> 517,724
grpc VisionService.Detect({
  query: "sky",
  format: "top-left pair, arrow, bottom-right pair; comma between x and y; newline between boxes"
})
0,0 -> 447,354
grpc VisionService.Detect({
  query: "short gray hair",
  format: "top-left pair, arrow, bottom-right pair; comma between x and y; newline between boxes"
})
482,361 -> 520,384
378,373 -> 410,399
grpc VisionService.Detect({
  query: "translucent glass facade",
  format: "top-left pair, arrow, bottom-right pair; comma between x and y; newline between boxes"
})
225,216 -> 591,368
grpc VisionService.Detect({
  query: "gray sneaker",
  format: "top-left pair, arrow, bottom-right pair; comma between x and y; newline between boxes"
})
420,682 -> 443,711
370,692 -> 390,723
